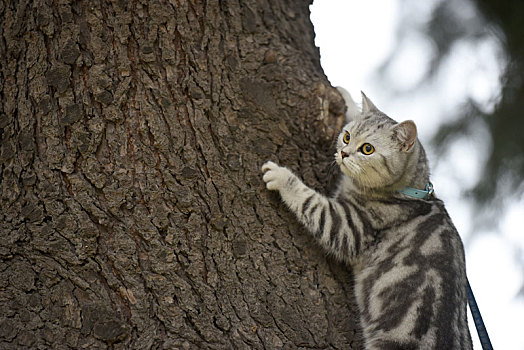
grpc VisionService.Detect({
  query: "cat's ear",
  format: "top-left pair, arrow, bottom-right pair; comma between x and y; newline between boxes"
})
361,92 -> 378,113
336,86 -> 360,121
393,120 -> 418,152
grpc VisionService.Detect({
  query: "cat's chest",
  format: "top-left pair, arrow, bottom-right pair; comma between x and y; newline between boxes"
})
355,222 -> 421,275
352,204 -> 452,305
360,203 -> 444,267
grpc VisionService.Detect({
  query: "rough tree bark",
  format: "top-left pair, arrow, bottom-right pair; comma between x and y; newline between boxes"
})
0,1 -> 361,349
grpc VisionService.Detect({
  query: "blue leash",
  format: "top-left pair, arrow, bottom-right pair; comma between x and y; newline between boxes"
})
467,278 -> 493,350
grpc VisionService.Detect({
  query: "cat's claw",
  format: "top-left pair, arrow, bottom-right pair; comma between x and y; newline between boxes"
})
261,161 -> 278,174
261,161 -> 292,191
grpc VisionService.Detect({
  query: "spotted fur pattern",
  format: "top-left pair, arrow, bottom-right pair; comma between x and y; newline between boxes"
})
262,90 -> 472,349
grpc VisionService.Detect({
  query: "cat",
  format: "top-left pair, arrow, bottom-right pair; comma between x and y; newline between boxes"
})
261,88 -> 473,349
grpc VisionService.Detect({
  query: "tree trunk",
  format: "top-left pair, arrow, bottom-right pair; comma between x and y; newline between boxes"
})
0,1 -> 361,348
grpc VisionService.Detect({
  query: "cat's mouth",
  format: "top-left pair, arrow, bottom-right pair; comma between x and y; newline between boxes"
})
335,153 -> 358,178
339,160 -> 357,178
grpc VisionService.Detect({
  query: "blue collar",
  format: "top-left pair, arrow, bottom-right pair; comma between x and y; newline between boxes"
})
399,182 -> 434,199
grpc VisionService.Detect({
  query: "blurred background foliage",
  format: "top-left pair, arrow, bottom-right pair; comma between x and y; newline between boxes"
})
378,0 -> 524,207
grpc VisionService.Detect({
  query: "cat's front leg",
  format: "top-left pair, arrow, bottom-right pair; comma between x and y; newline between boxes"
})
262,161 -> 360,261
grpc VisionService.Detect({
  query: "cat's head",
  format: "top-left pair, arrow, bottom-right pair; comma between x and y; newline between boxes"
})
335,89 -> 428,192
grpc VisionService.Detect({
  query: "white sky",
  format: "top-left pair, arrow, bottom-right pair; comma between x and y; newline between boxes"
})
310,1 -> 524,349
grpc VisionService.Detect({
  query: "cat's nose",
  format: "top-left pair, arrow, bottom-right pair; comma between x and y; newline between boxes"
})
341,151 -> 349,158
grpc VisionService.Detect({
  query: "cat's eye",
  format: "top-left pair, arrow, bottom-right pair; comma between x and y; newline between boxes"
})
343,131 -> 350,144
360,143 -> 375,155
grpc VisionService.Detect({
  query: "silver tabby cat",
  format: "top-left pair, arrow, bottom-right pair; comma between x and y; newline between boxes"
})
261,89 -> 473,349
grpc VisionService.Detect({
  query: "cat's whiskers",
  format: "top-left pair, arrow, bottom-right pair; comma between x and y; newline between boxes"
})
340,161 -> 379,197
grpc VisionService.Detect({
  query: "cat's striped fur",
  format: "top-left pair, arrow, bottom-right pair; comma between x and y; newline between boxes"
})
262,90 -> 472,349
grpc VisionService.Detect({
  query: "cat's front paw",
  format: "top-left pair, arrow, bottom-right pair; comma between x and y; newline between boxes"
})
261,161 -> 294,191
